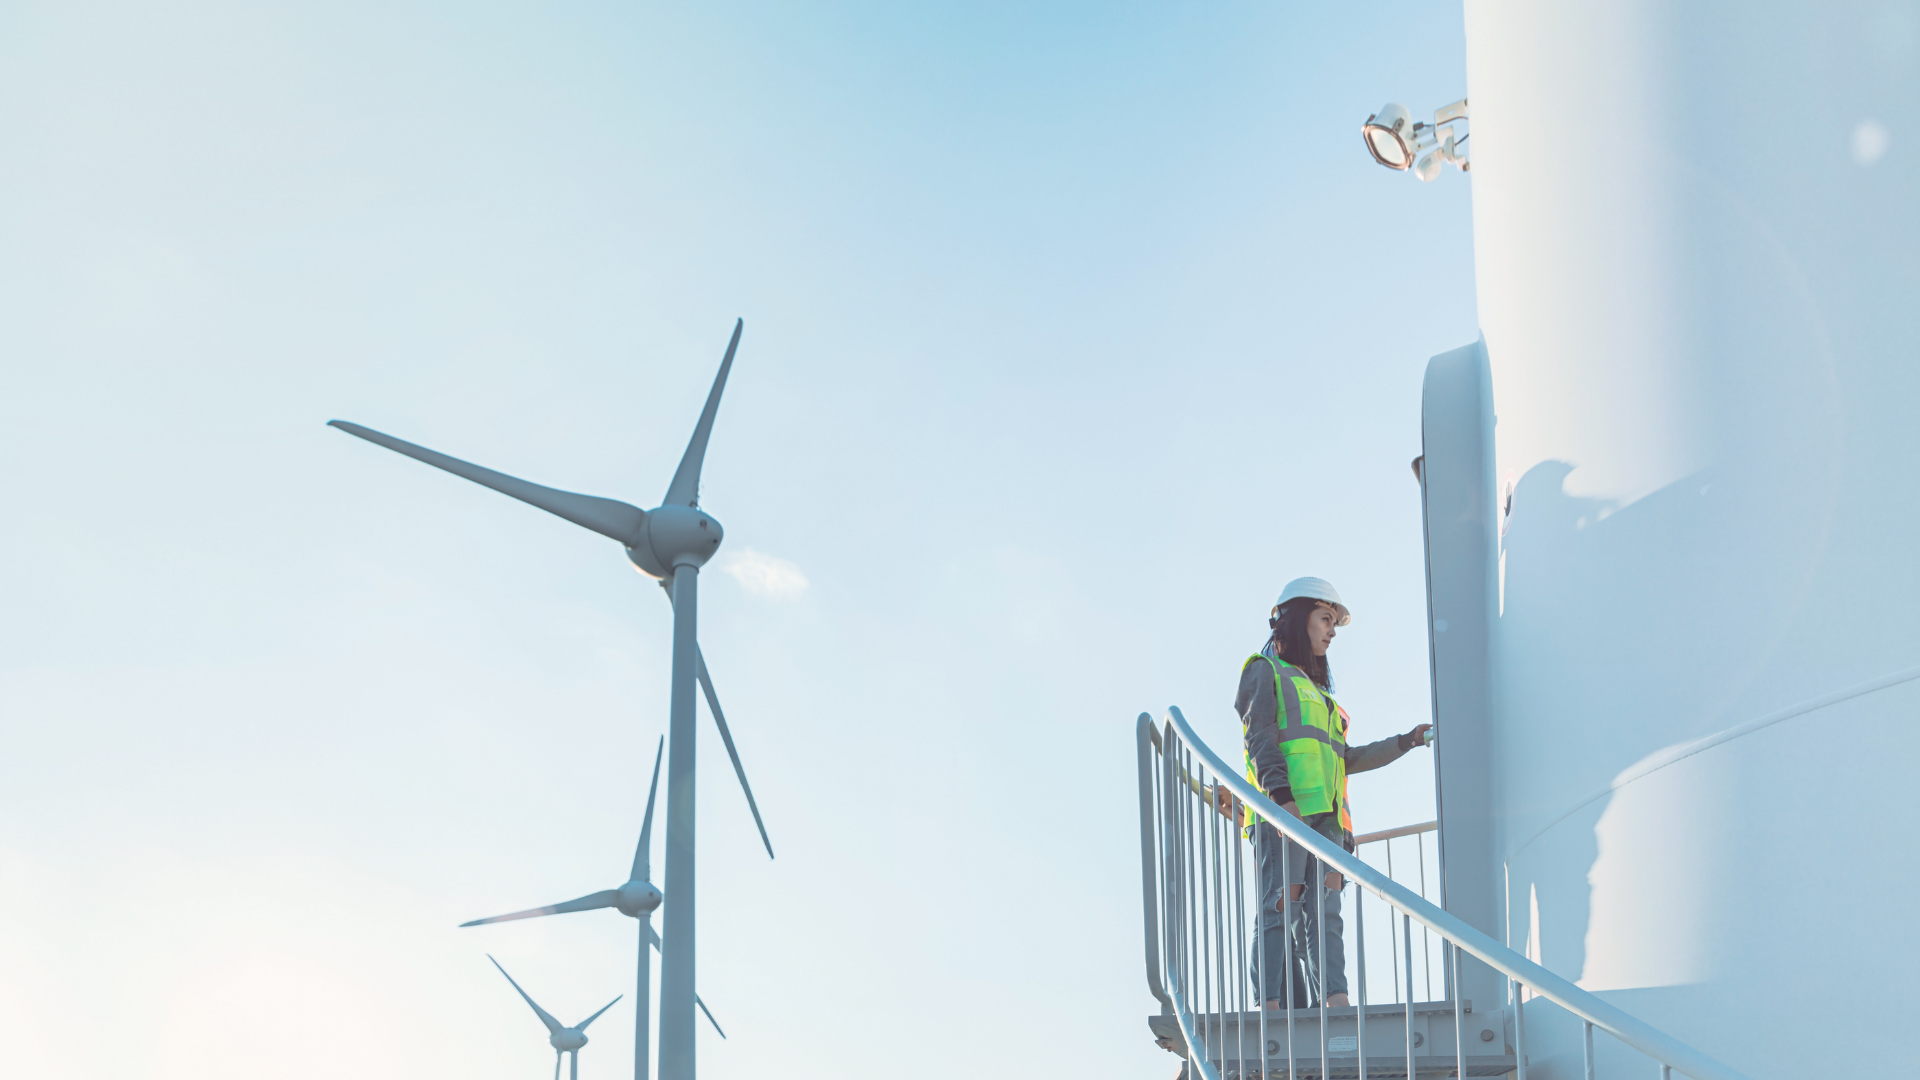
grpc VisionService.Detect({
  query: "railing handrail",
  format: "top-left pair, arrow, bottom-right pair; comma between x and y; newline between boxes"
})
1353,820 -> 1437,846
1153,705 -> 1754,1080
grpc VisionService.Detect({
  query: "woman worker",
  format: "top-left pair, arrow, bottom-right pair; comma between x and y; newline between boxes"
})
1237,576 -> 1431,1010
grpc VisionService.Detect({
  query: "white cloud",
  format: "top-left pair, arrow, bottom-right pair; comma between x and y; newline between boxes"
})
715,548 -> 809,599
1853,119 -> 1890,166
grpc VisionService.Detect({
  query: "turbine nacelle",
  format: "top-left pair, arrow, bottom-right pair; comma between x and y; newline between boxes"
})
626,505 -> 724,580
552,1029 -> 589,1053
617,879 -> 664,917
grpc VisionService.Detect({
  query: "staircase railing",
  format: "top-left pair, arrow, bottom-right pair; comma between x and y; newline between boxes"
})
1138,708 -> 1754,1080
1351,820 -> 1444,1008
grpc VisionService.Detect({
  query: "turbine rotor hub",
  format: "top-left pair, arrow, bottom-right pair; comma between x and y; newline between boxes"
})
643,504 -> 723,573
617,879 -> 663,917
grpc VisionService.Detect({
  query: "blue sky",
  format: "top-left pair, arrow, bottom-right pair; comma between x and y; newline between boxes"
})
0,2 -> 1474,1076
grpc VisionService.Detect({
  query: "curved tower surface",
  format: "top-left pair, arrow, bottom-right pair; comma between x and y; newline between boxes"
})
1459,1 -> 1920,1073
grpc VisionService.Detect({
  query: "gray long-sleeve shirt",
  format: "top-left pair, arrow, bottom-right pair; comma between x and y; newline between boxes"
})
1236,655 -> 1413,816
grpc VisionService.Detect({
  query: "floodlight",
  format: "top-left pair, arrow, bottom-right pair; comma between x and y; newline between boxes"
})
1364,98 -> 1470,181
1363,103 -> 1416,170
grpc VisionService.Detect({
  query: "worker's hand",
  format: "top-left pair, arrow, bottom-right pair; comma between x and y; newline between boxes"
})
1407,723 -> 1434,747
1280,801 -> 1300,817
1213,785 -> 1237,818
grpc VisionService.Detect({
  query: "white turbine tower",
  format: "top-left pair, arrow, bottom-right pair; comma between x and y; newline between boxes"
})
329,319 -> 764,1080
488,955 -> 621,1080
461,738 -> 727,1075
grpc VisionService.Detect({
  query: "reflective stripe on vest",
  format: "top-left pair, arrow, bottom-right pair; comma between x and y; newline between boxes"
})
1241,654 -> 1353,834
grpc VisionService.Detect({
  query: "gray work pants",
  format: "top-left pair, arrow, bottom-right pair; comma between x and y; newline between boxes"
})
1249,818 -> 1348,1006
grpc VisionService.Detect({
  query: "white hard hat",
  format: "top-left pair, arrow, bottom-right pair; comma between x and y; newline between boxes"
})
1275,577 -> 1350,626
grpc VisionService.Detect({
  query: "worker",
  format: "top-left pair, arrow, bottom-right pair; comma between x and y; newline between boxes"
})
1238,577 -> 1431,1010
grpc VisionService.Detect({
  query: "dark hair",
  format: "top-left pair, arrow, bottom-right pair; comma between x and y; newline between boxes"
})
1269,597 -> 1333,690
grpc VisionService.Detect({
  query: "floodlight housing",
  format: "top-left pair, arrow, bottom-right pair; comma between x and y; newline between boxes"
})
1364,98 -> 1471,180
1363,103 -> 1416,170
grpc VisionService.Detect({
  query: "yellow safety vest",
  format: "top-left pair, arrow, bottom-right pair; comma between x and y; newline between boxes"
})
1241,654 -> 1353,835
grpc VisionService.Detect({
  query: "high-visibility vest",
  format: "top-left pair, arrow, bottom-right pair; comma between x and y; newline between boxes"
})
1241,654 -> 1353,835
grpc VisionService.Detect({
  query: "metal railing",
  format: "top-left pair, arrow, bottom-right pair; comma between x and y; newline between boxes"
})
1137,709 -> 1753,1080
1352,821 -> 1445,1011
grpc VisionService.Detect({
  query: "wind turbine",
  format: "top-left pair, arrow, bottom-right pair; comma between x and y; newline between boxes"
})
488,955 -> 620,1080
462,738 -> 726,1076
330,319 -> 764,1080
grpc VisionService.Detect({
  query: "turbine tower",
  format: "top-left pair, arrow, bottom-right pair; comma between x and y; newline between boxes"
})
330,319 -> 763,1080
488,955 -> 621,1080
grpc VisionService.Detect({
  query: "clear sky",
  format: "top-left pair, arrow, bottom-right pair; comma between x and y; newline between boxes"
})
0,1 -> 1474,1076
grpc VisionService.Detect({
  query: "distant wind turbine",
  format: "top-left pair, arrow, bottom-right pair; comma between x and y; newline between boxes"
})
487,955 -> 620,1080
330,320 -> 766,1080
462,738 -> 725,1074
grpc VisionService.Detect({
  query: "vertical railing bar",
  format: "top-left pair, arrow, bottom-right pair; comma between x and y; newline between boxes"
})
1211,769 -> 1226,1076
1451,944 -> 1465,1080
1232,795 -> 1248,1080
1317,860 -> 1328,1080
1583,1020 -> 1594,1080
1207,765 -> 1217,1069
1512,977 -> 1526,1080
1252,804 -> 1268,1080
1178,743 -> 1193,1067
1356,882 -> 1368,1080
1192,748 -> 1205,1072
1199,762 -> 1211,1063
1162,736 -> 1174,1006
1159,737 -> 1175,1053
1188,746 -> 1202,1076
1162,739 -> 1173,1006
1152,734 -> 1167,1006
1198,753 -> 1213,1065
1181,744 -> 1195,1070
1213,771 -> 1226,1074
1661,1065 -> 1672,1080
1215,775 -> 1230,1077
1154,735 -> 1168,1014
1168,740 -> 1181,1057
1150,735 -> 1161,1000
1403,912 -> 1415,1080
1169,743 -> 1181,1013
1168,738 -> 1184,1069
1417,833 -> 1432,1002
1167,734 -> 1182,1006
1386,838 -> 1400,1007
1169,742 -> 1181,1005
1284,830 -> 1295,1080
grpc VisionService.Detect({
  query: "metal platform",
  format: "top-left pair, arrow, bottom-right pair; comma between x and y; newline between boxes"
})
1202,1056 -> 1517,1079
1150,1001 -> 1517,1079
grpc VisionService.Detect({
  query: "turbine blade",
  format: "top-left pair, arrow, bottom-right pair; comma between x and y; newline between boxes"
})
577,994 -> 623,1031
328,421 -> 646,545
696,647 -> 774,859
553,1050 -> 562,1080
696,995 -> 727,1039
461,889 -> 621,927
632,736 -> 665,883
647,923 -> 662,950
661,319 -> 742,508
488,955 -> 564,1035
656,583 -> 774,859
